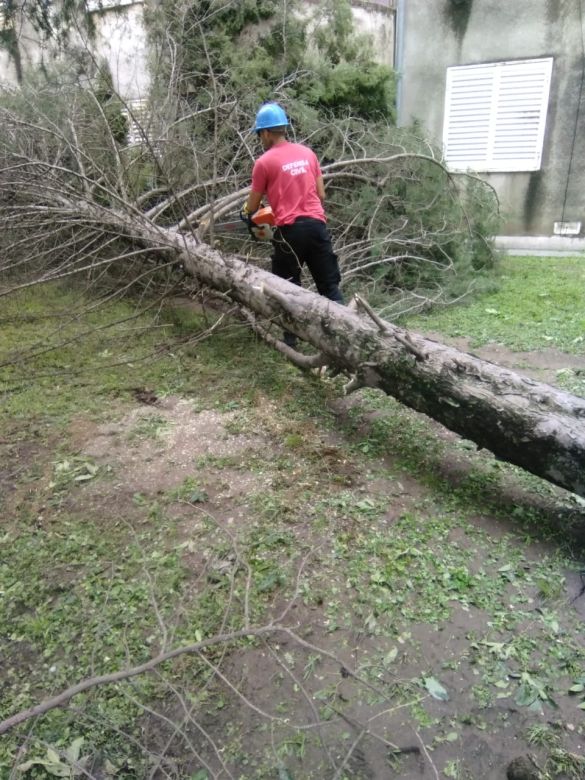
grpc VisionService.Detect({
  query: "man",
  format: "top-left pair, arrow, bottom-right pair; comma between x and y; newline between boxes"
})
243,102 -> 343,348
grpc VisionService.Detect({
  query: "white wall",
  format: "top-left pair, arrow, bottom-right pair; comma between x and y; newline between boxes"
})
0,12 -> 49,87
351,5 -> 394,68
90,2 -> 150,100
0,0 -> 149,100
0,49 -> 16,86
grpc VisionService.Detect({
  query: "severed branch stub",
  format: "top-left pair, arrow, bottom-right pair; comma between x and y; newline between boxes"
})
343,363 -> 381,395
353,294 -> 427,362
239,307 -> 328,370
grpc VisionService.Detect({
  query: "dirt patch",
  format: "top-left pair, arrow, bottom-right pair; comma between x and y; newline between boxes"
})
154,591 -> 585,778
4,366 -> 585,779
80,397 -> 270,497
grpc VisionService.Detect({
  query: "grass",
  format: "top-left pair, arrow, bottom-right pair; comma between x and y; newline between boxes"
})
0,284 -> 317,427
0,285 -> 183,422
1,260 -> 585,778
408,255 -> 585,353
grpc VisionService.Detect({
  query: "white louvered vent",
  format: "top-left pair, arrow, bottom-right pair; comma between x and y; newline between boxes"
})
443,58 -> 553,172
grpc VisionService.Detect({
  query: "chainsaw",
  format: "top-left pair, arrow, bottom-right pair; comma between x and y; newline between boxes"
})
211,206 -> 275,242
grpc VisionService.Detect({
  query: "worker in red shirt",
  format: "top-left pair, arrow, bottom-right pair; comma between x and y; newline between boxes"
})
243,102 -> 343,348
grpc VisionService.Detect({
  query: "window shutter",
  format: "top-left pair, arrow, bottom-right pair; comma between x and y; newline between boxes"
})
443,58 -> 553,173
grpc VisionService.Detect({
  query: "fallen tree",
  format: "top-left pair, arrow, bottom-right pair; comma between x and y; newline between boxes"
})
0,69 -> 583,498
17,192 -> 578,498
162,220 -> 585,498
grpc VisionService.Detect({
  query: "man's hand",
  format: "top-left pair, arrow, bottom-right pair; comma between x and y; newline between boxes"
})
242,191 -> 264,221
239,201 -> 253,225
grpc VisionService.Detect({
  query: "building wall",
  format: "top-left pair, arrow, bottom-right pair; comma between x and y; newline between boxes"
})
396,0 -> 585,236
351,3 -> 395,68
90,2 -> 150,100
0,16 -> 48,86
0,49 -> 16,85
0,0 -> 149,98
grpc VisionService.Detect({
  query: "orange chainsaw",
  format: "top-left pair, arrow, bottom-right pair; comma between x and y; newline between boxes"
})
214,206 -> 275,242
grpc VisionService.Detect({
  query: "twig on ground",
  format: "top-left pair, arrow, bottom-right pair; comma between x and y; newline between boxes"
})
413,728 -> 440,780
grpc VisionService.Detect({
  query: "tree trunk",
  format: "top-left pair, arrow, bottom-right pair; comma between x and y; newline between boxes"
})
139,221 -> 585,498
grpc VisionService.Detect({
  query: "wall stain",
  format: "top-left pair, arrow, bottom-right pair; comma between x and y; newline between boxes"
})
546,0 -> 563,26
444,0 -> 473,41
524,171 -> 543,232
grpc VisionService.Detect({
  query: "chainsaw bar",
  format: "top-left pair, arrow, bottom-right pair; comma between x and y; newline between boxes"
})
214,206 -> 275,241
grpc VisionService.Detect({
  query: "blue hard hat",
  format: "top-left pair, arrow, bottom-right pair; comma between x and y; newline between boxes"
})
254,103 -> 289,133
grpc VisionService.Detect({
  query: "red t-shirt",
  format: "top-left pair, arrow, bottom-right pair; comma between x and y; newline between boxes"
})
251,141 -> 325,226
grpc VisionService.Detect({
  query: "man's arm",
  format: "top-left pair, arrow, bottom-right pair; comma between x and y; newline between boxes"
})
245,190 -> 264,214
316,175 -> 325,203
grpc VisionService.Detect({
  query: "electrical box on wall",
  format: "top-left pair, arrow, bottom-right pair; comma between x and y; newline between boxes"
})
553,221 -> 582,236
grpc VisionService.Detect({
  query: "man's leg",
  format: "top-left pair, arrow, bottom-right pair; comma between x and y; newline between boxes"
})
304,221 -> 343,304
271,228 -> 303,347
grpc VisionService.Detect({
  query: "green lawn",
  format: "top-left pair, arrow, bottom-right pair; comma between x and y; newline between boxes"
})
408,255 -> 585,353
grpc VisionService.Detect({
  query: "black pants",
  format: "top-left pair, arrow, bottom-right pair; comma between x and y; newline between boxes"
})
272,218 -> 343,304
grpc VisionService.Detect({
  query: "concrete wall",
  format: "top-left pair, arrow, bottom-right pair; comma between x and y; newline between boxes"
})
0,49 -> 16,85
351,3 -> 395,68
90,2 -> 150,101
0,16 -> 48,86
0,1 -> 149,100
396,0 -> 585,236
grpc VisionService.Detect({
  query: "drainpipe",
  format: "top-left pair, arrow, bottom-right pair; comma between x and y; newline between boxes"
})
394,0 -> 406,125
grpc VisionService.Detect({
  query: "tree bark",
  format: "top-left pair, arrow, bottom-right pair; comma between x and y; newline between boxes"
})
135,220 -> 585,498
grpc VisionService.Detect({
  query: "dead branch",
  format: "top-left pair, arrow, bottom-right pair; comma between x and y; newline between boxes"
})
239,306 -> 328,370
0,627 -> 280,736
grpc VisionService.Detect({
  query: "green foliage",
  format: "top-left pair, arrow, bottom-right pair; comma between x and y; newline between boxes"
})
94,67 -> 128,144
146,0 -> 394,134
304,60 -> 394,120
324,141 -> 500,308
300,0 -> 395,120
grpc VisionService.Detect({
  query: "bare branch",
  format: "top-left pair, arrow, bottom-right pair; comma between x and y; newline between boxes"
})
0,626 -> 281,736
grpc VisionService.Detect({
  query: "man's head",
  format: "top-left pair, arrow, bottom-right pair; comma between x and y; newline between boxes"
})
257,126 -> 287,150
254,103 -> 289,149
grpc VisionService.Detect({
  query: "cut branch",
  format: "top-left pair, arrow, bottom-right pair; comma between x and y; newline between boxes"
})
0,626 -> 280,736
